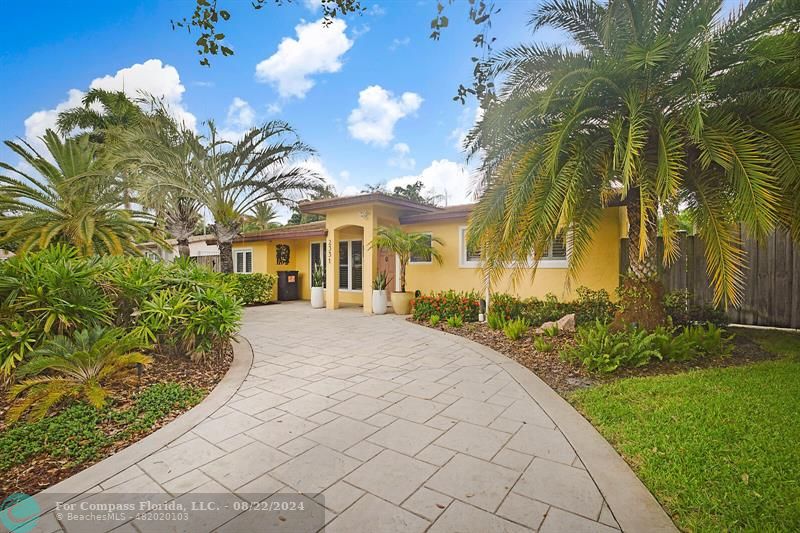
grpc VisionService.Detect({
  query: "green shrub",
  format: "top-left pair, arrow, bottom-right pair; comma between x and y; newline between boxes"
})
108,382 -> 203,435
542,324 -> 559,337
533,337 -> 553,352
573,287 -> 617,325
446,315 -> 464,328
490,293 -> 523,320
654,323 -> 734,362
429,314 -> 441,326
0,247 -> 242,380
503,317 -> 529,340
487,312 -> 506,330
664,290 -> 729,327
562,320 -> 662,372
229,272 -> 276,304
412,291 -> 480,322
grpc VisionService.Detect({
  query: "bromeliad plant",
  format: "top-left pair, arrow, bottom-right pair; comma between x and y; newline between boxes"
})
6,327 -> 152,423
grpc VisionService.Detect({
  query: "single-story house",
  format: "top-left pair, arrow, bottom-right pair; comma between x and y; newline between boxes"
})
227,193 -> 626,313
138,235 -> 220,266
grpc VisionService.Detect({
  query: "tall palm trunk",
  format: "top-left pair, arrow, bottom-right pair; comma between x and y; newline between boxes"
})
625,187 -> 658,281
617,186 -> 665,329
213,222 -> 241,274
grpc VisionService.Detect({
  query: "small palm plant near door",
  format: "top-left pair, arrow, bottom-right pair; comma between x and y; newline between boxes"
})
370,227 -> 443,315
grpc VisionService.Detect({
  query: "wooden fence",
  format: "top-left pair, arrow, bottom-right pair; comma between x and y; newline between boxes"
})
194,255 -> 221,272
620,229 -> 800,328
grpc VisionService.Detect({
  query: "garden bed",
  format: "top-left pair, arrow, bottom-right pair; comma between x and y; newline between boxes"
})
0,346 -> 232,496
415,320 -> 779,395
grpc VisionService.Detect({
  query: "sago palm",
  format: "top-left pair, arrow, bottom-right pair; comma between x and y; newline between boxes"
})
370,227 -> 444,293
6,326 -> 152,423
466,0 -> 800,309
0,131 -> 157,256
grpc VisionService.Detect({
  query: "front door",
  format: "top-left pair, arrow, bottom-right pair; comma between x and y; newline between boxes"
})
377,247 -> 395,300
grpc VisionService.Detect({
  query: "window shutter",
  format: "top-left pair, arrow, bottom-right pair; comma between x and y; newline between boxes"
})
351,241 -> 363,290
339,241 -> 349,289
550,236 -> 567,258
246,251 -> 253,273
236,252 -> 243,273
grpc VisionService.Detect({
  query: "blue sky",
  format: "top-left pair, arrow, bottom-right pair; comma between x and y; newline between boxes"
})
0,0 -> 739,217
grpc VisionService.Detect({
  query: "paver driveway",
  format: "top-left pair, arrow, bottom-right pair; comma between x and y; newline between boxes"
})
34,302 -> 672,532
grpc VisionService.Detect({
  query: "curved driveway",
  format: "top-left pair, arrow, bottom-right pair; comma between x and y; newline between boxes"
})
32,302 -> 675,533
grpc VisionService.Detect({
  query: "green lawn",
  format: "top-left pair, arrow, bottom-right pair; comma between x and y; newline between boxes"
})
571,329 -> 800,532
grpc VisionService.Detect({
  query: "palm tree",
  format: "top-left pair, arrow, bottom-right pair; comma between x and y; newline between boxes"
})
0,131 -> 157,256
370,226 -> 444,293
109,111 -> 203,258
466,0 -> 799,316
119,119 -> 320,272
6,327 -> 152,423
243,202 -> 280,232
57,88 -> 146,144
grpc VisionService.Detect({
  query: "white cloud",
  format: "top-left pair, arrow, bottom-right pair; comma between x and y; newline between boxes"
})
347,85 -> 422,146
388,142 -> 415,170
387,159 -> 474,205
217,97 -> 257,142
266,102 -> 282,115
255,18 -> 353,99
449,105 -> 484,152
368,4 -> 386,16
23,59 -> 197,149
389,36 -> 410,51
303,0 -> 322,11
299,158 -> 358,197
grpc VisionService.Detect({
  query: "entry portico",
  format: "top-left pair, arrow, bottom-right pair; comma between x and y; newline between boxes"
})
298,194 -> 439,313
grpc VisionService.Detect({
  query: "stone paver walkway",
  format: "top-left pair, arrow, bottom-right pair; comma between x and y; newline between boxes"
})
31,303 -> 671,532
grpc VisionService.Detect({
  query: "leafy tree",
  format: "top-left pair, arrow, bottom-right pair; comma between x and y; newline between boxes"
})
392,180 -> 443,206
467,0 -> 800,314
0,131 -> 157,256
287,184 -> 336,225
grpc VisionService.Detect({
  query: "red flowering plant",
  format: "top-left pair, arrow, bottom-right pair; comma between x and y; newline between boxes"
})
412,290 -> 480,322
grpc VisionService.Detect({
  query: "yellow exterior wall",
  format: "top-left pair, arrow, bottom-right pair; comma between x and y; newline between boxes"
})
403,207 -> 622,301
233,204 -> 622,306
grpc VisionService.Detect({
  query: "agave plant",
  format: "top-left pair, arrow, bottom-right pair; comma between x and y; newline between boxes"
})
6,327 -> 152,423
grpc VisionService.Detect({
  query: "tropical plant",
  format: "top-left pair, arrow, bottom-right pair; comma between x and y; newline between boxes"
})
563,320 -> 662,372
466,0 -> 800,317
372,270 -> 390,290
533,336 -> 553,353
123,119 -> 320,272
56,88 -> 147,144
503,317 -> 529,340
542,324 -> 559,338
412,290 -> 481,322
6,327 -> 152,423
0,131 -> 157,255
429,314 -> 441,327
229,272 -> 276,304
487,311 -> 506,330
370,226 -> 444,293
310,263 -> 325,289
243,202 -> 281,232
446,315 -> 464,328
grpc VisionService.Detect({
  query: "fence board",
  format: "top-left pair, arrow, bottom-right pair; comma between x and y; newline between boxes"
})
620,229 -> 799,328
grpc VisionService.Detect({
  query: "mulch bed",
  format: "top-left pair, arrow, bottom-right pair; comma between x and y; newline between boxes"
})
0,345 -> 232,496
414,320 -> 778,396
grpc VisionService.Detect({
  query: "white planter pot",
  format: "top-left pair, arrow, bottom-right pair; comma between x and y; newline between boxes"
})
311,286 -> 325,309
372,290 -> 387,315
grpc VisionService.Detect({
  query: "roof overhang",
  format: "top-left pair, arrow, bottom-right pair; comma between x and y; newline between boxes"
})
299,193 -> 440,216
399,204 -> 474,225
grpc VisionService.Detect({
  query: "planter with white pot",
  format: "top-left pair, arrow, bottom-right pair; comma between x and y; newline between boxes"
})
310,264 -> 325,309
371,271 -> 390,315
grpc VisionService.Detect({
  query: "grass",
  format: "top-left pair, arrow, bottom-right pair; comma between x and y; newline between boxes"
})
571,329 -> 800,532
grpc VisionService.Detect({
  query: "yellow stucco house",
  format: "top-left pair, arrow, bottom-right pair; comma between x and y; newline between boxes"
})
228,192 -> 625,313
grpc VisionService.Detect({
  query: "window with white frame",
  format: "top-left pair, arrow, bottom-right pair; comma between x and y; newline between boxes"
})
338,240 -> 363,291
540,234 -> 568,261
234,249 -> 253,274
310,241 -> 327,288
459,226 -> 481,267
410,232 -> 433,263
